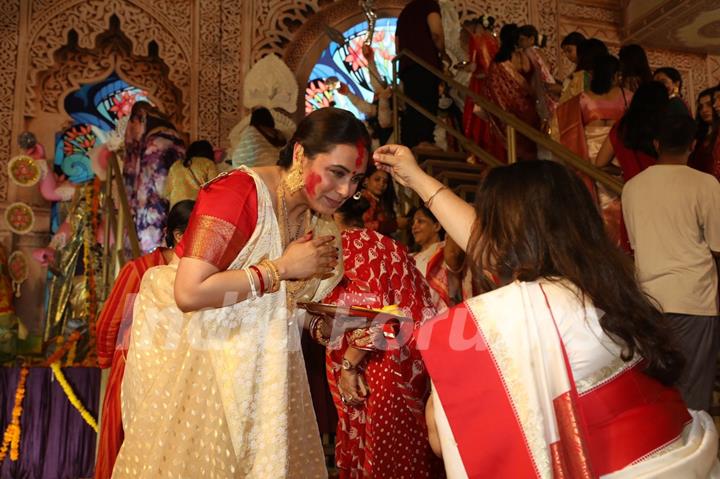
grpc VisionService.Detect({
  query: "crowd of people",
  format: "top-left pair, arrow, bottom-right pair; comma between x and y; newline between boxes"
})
90,1 -> 720,477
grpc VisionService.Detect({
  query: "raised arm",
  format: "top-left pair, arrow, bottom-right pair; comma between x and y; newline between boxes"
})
373,144 -> 476,251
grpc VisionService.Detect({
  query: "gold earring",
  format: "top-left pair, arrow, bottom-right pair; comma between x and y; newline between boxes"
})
284,159 -> 305,194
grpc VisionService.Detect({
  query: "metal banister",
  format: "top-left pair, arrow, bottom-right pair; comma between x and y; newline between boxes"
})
391,49 -> 623,194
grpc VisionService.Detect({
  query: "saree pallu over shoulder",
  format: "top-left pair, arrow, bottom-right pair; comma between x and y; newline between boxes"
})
115,168 -> 328,478
419,281 -> 719,479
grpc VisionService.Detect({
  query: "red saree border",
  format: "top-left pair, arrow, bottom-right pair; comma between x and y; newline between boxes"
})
418,304 -> 540,478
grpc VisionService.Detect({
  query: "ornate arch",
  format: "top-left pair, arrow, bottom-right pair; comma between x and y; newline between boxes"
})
25,0 -> 191,128
36,20 -> 184,126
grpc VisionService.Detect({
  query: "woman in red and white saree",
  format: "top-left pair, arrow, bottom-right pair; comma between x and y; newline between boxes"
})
481,24 -> 540,162
462,17 -> 499,149
372,145 -> 720,479
410,206 -> 452,312
95,201 -> 193,479
320,197 -> 444,478
114,108 -> 370,479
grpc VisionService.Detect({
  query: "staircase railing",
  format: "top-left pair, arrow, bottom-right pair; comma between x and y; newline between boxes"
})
99,152 -> 141,300
391,50 -> 623,195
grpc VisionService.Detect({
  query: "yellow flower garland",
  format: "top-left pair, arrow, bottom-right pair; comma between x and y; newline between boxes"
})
0,366 -> 29,462
50,362 -> 98,433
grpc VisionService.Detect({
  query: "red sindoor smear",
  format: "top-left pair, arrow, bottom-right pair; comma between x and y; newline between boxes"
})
305,171 -> 322,198
355,140 -> 366,169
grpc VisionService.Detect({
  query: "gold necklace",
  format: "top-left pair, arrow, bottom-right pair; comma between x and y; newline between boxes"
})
276,182 -> 312,306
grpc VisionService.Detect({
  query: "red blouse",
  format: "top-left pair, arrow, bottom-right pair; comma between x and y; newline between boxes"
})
176,170 -> 258,270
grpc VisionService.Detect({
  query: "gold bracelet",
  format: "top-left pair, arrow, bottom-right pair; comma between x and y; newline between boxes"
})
260,259 -> 281,293
424,185 -> 448,209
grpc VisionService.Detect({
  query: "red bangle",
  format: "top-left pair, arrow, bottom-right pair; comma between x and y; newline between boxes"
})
249,265 -> 265,295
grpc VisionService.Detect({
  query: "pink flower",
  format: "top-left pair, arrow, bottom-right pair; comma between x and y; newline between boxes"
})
344,37 -> 369,71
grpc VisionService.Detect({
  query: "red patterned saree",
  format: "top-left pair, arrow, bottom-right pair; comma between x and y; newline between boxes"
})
323,228 -> 444,479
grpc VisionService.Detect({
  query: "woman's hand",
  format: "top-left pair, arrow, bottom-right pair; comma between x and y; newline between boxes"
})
373,144 -> 426,189
338,369 -> 370,408
275,233 -> 338,280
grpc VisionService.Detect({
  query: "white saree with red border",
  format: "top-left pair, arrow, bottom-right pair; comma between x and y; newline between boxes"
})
419,280 -> 719,478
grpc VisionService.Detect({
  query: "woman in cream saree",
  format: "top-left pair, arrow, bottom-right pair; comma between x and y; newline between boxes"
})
113,108 -> 371,478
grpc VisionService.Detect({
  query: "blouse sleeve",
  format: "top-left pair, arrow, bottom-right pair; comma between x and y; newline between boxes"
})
175,170 -> 258,270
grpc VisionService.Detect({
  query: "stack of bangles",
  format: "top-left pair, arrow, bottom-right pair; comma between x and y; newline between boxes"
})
242,259 -> 281,299
309,315 -> 330,346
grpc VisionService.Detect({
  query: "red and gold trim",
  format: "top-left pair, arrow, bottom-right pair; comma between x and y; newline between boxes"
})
181,214 -> 247,270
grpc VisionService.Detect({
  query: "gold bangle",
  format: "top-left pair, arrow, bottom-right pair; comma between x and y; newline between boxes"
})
260,259 -> 281,293
424,185 -> 448,209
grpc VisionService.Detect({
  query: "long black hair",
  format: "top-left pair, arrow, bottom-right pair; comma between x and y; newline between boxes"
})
617,81 -> 669,156
619,44 -> 652,86
589,54 -> 619,95
277,107 -> 370,169
250,107 -> 286,148
695,87 -> 718,145
494,24 -> 519,63
575,38 -> 608,72
467,161 -> 684,385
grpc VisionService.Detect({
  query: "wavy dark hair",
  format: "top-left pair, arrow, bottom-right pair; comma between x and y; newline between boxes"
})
467,161 -> 684,385
589,54 -> 619,94
619,44 -> 652,86
166,200 -> 195,248
617,81 -> 669,156
575,38 -> 608,72
277,107 -> 370,169
494,24 -> 519,63
695,87 -> 719,145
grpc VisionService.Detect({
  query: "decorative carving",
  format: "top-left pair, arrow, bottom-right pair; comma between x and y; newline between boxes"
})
26,0 -> 191,130
0,0 -> 20,201
708,55 -> 720,85
559,2 -> 620,23
253,0 -> 323,63
36,27 -> 183,126
198,0 -> 222,144
218,1 -> 245,147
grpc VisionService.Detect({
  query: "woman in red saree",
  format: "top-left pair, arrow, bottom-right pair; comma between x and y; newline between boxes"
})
94,200 -> 194,479
374,144 -> 719,479
411,206 -> 452,312
320,196 -> 443,479
462,15 -> 499,148
361,164 -> 405,237
481,24 -> 539,162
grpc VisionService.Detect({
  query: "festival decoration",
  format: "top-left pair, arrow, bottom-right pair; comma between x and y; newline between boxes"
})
5,202 -> 35,235
8,155 -> 41,187
0,366 -> 29,462
307,18 -> 397,119
8,251 -> 28,297
50,362 -> 98,432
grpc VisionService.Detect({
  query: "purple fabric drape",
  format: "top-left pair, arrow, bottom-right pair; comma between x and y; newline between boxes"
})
0,367 -> 100,479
